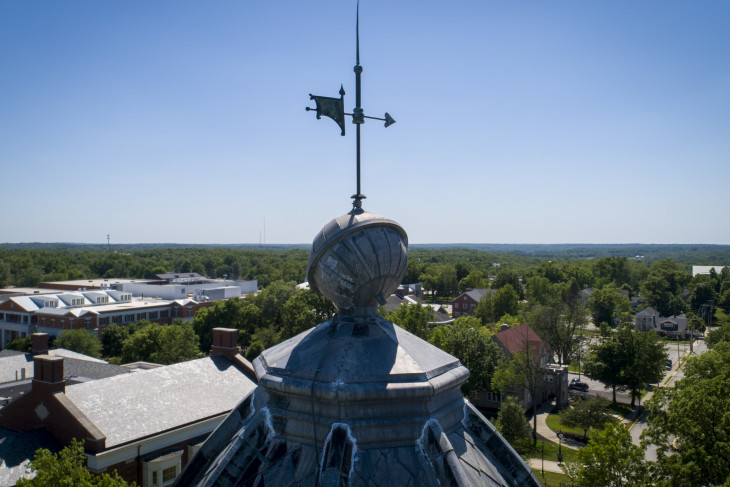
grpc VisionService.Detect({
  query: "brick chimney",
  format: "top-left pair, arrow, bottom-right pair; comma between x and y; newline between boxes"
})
31,332 -> 49,356
211,328 -> 240,359
33,355 -> 65,394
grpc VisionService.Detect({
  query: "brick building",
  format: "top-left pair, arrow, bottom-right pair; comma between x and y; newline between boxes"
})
0,289 -> 213,348
0,328 -> 256,486
451,288 -> 495,317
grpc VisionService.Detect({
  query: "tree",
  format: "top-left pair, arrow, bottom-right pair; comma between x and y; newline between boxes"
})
493,284 -> 519,318
642,342 -> 730,486
565,422 -> 649,487
385,302 -> 434,341
17,438 -> 132,486
6,335 -> 32,352
584,326 -> 666,406
458,270 -> 488,294
559,396 -> 615,440
279,289 -> 337,341
583,335 -> 625,403
55,329 -> 102,358
193,298 -> 262,353
421,265 -> 458,300
495,395 -> 531,442
120,322 -> 201,365
587,284 -> 631,327
492,268 -> 524,299
253,280 -> 297,328
640,259 -> 688,317
429,317 -> 502,397
529,280 -> 588,364
474,291 -> 495,325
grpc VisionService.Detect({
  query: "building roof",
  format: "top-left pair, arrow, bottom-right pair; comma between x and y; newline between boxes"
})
177,315 -> 539,487
459,288 -> 495,302
0,350 -> 127,385
493,324 -> 544,357
692,265 -> 728,277
0,427 -> 59,486
63,355 -> 256,447
636,306 -> 659,317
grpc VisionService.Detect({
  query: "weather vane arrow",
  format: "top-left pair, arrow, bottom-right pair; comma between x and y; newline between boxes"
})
305,0 -> 396,213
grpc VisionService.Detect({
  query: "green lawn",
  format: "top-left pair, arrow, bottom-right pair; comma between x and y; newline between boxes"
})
532,468 -> 574,487
607,401 -> 633,418
513,437 -> 580,464
715,307 -> 729,327
544,413 -> 585,438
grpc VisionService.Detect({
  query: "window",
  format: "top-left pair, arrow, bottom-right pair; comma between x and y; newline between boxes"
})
124,314 -> 135,323
160,310 -> 169,319
162,467 -> 176,483
149,311 -> 158,320
142,450 -> 182,487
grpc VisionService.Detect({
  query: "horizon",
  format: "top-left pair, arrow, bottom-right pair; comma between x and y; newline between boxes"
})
2,1 -> 729,245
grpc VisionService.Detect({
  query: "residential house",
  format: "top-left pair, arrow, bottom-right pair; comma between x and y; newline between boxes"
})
451,288 -> 496,317
635,307 -> 690,338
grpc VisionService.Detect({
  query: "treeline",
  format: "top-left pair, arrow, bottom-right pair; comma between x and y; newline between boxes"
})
2,244 -> 729,291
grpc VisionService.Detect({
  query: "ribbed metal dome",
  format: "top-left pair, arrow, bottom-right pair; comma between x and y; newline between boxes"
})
306,209 -> 408,308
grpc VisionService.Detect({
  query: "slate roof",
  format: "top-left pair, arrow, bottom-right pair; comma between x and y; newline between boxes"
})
460,288 -> 496,303
0,427 -> 59,486
636,306 -> 659,317
0,349 -> 122,385
64,355 -> 257,448
176,315 -> 539,487
177,393 -> 538,487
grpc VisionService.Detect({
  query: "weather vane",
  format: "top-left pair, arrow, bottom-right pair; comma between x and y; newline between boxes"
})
306,0 -> 395,213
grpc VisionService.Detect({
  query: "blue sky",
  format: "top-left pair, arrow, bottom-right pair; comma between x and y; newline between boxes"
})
1,1 -> 728,245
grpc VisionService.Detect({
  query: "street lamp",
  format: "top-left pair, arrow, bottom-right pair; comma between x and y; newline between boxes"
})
557,430 -> 564,464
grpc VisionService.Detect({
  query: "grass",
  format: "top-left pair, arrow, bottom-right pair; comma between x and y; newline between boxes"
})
532,469 -> 574,487
607,401 -> 633,418
513,437 -> 580,464
715,307 -> 729,327
544,413 -> 585,437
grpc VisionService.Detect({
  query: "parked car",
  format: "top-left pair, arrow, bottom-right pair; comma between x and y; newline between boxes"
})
569,380 -> 589,392
666,360 -> 673,370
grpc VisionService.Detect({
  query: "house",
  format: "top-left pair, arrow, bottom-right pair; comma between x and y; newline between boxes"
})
635,307 -> 690,338
474,324 -> 568,411
451,288 -> 496,317
0,328 -> 257,486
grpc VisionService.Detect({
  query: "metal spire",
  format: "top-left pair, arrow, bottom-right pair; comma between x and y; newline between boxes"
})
306,0 -> 395,213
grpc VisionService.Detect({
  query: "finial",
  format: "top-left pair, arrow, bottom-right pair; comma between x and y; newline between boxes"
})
305,0 -> 396,211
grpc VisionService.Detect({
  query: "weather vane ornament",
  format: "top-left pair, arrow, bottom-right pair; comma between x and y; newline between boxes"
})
306,0 -> 395,214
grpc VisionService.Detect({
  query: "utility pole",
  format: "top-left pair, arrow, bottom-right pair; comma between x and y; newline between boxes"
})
107,234 -> 110,252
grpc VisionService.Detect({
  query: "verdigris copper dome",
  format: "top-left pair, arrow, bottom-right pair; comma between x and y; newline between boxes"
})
306,209 -> 408,308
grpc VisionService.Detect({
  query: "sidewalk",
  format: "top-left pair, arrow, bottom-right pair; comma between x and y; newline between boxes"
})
534,402 -> 581,450
526,457 -> 565,474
